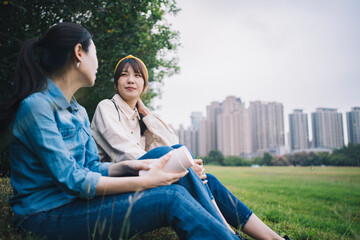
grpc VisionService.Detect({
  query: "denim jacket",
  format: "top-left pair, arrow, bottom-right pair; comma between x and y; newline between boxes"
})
9,78 -> 112,224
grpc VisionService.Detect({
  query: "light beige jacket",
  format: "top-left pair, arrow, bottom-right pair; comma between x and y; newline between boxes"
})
91,94 -> 179,162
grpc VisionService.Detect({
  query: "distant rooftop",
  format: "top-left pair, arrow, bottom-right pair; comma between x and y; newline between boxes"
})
315,108 -> 338,112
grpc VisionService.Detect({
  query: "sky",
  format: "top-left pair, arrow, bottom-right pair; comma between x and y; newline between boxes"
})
152,0 -> 360,144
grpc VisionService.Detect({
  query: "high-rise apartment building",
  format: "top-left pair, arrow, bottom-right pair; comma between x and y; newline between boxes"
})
198,119 -> 211,156
177,124 -> 191,151
289,109 -> 309,150
177,124 -> 198,156
207,102 -> 222,151
189,112 -> 204,155
311,108 -> 344,149
217,96 -> 251,157
346,107 -> 360,144
178,97 -> 287,157
191,112 -> 204,131
249,101 -> 285,156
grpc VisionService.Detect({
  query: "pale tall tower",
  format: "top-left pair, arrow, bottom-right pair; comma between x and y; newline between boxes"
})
217,96 -> 251,157
191,112 -> 204,131
249,101 -> 285,156
190,112 -> 204,156
289,109 -> 309,150
190,127 -> 199,156
217,97 -> 240,157
198,119 -> 211,156
177,124 -> 187,147
206,101 -> 222,151
346,107 -> 360,145
234,107 -> 252,156
177,124 -> 197,155
311,108 -> 344,149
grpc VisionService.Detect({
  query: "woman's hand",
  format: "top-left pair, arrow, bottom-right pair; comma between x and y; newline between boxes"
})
97,154 -> 187,195
109,159 -> 155,177
141,152 -> 188,189
191,159 -> 208,184
137,98 -> 150,116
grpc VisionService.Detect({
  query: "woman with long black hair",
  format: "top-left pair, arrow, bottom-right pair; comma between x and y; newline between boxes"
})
1,22 -> 244,240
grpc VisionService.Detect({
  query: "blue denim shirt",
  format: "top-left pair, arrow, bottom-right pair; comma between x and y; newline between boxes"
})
9,78 -> 112,224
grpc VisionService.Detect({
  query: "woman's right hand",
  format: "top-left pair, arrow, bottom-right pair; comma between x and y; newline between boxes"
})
141,152 -> 188,189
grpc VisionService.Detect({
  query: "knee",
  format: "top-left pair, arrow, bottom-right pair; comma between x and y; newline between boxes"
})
205,173 -> 221,189
162,184 -> 187,194
141,146 -> 174,159
171,144 -> 195,159
206,173 -> 217,182
159,185 -> 190,203
171,144 -> 184,149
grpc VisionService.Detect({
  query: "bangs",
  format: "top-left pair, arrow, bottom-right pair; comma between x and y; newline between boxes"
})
124,59 -> 145,76
114,58 -> 148,86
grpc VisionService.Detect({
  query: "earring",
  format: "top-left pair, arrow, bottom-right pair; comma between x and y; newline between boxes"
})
76,62 -> 80,68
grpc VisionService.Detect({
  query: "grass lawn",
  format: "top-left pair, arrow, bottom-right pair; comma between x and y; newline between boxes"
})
1,166 -> 359,239
205,166 -> 360,240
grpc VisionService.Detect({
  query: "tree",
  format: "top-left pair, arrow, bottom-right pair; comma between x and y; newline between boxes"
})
272,156 -> 290,166
204,150 -> 224,166
263,152 -> 273,166
0,0 -> 181,177
332,143 -> 360,166
1,0 -> 180,116
252,157 -> 264,165
315,151 -> 331,166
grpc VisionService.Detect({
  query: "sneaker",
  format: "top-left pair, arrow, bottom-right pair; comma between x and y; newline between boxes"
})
283,235 -> 291,240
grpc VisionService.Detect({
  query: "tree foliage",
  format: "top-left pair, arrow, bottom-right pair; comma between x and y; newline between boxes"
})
203,150 -> 224,166
1,0 -> 181,115
203,144 -> 360,167
263,152 -> 273,166
0,0 -> 181,177
224,156 -> 251,166
284,144 -> 360,166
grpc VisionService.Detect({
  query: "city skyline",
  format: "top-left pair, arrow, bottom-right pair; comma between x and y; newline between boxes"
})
152,0 -> 360,145
177,96 -> 359,158
176,94 -> 358,149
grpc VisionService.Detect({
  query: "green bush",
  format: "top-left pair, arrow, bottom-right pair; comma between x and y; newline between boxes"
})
224,156 -> 251,166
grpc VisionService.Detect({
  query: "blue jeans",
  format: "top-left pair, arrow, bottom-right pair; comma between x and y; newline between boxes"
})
19,185 -> 238,240
139,144 -> 253,230
18,145 -> 240,240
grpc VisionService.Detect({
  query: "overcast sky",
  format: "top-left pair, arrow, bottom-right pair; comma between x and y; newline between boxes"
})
152,0 -> 360,144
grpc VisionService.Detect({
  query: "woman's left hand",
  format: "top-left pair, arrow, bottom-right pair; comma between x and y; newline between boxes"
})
191,159 -> 207,183
137,98 -> 150,116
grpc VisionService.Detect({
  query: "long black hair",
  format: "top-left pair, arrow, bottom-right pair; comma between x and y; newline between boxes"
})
0,22 -> 92,133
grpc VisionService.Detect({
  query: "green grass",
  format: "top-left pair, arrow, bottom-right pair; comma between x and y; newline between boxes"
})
205,166 -> 360,240
1,167 -> 360,239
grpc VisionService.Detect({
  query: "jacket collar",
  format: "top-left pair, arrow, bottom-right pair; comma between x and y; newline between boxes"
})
112,94 -> 140,120
46,77 -> 78,112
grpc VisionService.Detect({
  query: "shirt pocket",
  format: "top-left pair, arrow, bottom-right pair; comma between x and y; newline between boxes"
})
59,126 -> 76,139
58,126 -> 85,159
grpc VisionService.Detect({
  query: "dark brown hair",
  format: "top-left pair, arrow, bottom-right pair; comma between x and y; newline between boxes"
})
0,22 -> 92,132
